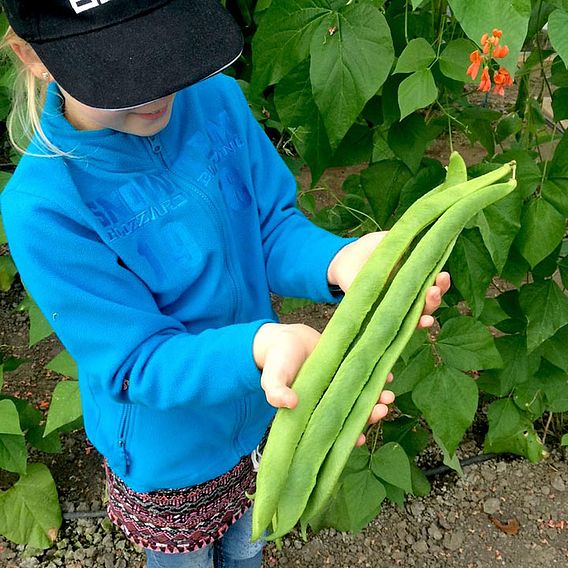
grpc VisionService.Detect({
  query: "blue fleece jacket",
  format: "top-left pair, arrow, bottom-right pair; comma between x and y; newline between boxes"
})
1,75 -> 353,492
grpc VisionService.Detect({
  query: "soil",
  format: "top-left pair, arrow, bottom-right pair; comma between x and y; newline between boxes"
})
0,125 -> 567,567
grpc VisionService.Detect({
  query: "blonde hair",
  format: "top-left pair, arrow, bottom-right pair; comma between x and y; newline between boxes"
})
0,26 -> 68,157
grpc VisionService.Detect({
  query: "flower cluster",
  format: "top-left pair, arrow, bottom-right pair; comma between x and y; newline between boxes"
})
466,29 -> 513,97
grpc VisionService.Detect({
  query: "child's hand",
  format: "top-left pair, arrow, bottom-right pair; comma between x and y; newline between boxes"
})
327,232 -> 451,328
253,323 -> 396,446
253,323 -> 320,410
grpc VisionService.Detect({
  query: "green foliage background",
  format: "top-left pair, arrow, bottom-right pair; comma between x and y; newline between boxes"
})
0,0 -> 567,547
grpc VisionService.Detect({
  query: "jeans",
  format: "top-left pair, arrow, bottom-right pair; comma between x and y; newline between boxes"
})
145,507 -> 265,568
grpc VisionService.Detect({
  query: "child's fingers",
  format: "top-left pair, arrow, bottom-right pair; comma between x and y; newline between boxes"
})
260,350 -> 299,409
419,272 -> 452,324
436,271 -> 451,295
355,433 -> 366,447
262,379 -> 298,409
417,314 -> 435,328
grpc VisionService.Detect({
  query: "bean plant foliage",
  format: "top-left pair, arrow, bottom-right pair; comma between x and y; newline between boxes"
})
0,0 -> 566,549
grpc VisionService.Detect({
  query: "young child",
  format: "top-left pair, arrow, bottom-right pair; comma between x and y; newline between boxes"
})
0,1 -> 449,567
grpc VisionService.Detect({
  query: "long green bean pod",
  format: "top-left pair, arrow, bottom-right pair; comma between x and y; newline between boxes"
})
251,162 -> 514,540
267,179 -> 516,540
300,237 -> 457,525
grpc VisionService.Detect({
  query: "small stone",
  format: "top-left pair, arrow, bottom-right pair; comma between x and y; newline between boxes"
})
409,501 -> 425,517
428,523 -> 443,541
551,475 -> 565,492
443,530 -> 464,551
293,539 -> 303,550
483,498 -> 500,515
102,552 -> 116,568
413,540 -> 428,554
495,461 -> 507,473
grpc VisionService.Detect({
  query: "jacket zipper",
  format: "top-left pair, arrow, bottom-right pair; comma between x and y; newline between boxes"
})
117,403 -> 132,475
233,398 -> 249,455
145,135 -> 241,322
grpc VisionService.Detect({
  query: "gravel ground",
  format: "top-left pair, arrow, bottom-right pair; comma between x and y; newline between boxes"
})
1,451 -> 567,568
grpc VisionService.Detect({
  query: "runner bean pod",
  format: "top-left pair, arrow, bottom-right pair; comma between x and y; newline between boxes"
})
252,160 -> 515,541
265,179 -> 516,539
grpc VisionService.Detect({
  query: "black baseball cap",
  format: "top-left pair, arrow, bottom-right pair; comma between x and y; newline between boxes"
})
0,0 -> 244,109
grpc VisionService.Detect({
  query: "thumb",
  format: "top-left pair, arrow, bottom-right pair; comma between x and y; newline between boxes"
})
260,349 -> 299,410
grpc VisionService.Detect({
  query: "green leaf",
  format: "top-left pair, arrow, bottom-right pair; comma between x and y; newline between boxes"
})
344,444 -> 371,474
519,280 -> 568,353
472,191 -> 522,273
496,114 -> 523,144
484,398 -> 545,462
552,87 -> 568,122
397,160 -> 446,217
310,468 -> 386,534
46,350 -> 78,380
548,9 -> 568,68
516,197 -> 565,268
0,399 -> 25,436
388,114 -> 431,174
410,462 -> 431,497
412,365 -> 478,457
381,417 -> 430,458
0,463 -> 61,549
447,228 -> 496,318
371,126 -> 396,163
537,325 -> 568,371
310,3 -> 394,148
439,38 -> 478,82
43,381 -> 83,438
275,60 -> 332,184
494,149 -> 541,200
370,442 -> 412,493
0,400 -> 27,475
382,481 -> 406,507
477,334 -> 529,397
330,122 -> 374,168
550,55 -> 568,87
433,432 -> 463,475
359,160 -> 412,229
436,316 -> 502,371
278,296 -> 314,315
26,425 -> 62,454
447,0 -> 531,76
545,129 -> 568,217
394,38 -> 436,74
250,0 -> 330,92
392,345 -> 436,396
536,360 -> 568,413
0,256 -> 17,292
397,69 -> 438,120
478,297 -> 509,327
513,380 -> 546,419
18,296 -> 53,347
561,433 -> 568,447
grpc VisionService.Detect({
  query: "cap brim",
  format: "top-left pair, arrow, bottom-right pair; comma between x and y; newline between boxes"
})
30,0 -> 243,109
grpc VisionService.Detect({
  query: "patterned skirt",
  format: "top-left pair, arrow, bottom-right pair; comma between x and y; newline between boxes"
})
105,451 -> 259,554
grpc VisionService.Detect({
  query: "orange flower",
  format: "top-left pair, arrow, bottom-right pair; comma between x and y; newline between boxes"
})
492,28 -> 503,38
493,44 -> 509,58
478,67 -> 491,92
493,67 -> 513,96
467,50 -> 483,80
